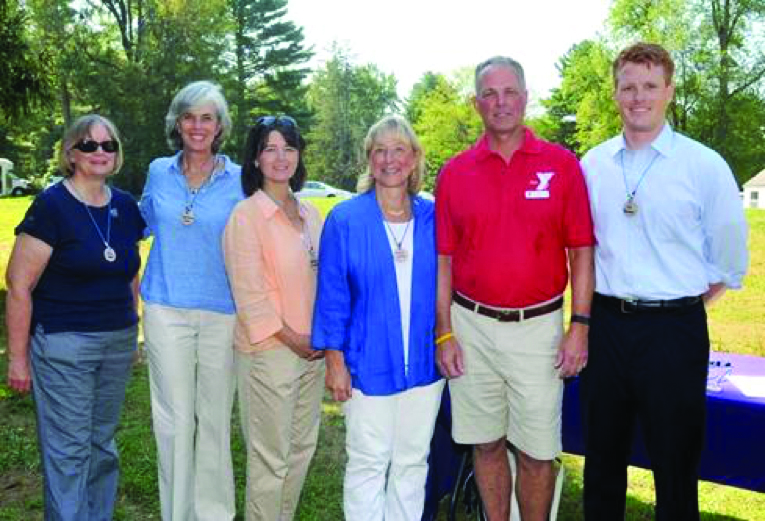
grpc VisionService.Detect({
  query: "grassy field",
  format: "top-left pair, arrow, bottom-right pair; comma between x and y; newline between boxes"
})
0,196 -> 763,520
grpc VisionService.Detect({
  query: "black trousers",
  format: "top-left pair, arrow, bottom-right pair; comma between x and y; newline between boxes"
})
580,295 -> 709,521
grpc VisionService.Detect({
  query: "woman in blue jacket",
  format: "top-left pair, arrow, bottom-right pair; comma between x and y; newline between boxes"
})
312,115 -> 444,521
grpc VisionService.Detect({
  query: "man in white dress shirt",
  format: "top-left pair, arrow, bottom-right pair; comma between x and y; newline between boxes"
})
580,42 -> 748,521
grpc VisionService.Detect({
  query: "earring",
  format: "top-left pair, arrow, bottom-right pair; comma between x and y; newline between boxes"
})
254,160 -> 259,168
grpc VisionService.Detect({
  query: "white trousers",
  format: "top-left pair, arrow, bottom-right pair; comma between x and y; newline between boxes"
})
343,380 -> 445,521
143,303 -> 236,521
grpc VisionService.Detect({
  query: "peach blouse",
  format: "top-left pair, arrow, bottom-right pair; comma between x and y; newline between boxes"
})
223,190 -> 323,353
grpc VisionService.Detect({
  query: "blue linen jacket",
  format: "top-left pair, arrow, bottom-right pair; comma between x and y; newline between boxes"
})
312,190 -> 442,396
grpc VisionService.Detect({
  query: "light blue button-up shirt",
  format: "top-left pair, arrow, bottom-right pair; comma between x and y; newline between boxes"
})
581,124 -> 748,300
140,152 -> 243,314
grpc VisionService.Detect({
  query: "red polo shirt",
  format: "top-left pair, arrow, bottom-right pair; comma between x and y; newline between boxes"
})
436,128 -> 594,308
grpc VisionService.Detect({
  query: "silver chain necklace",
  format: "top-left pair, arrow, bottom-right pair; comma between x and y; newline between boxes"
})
264,190 -> 318,270
620,148 -> 660,216
181,155 -> 219,225
383,218 -> 412,263
66,179 -> 116,262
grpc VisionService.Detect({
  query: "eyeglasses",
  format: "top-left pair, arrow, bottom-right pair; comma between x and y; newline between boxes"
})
73,140 -> 120,154
256,115 -> 298,129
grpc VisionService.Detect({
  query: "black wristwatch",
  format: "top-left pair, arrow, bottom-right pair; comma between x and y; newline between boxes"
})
570,314 -> 590,326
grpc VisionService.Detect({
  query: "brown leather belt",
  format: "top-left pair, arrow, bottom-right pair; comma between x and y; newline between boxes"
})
594,292 -> 702,314
453,292 -> 563,322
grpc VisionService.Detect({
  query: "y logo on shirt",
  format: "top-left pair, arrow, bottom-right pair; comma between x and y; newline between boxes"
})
525,172 -> 555,199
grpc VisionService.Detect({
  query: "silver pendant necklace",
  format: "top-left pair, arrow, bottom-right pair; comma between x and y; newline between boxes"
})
66,179 -> 116,262
620,148 -> 660,216
265,189 -> 317,270
301,228 -> 318,271
182,155 -> 218,225
384,218 -> 412,263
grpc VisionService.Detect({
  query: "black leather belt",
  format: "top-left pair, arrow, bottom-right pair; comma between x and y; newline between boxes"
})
453,292 -> 563,322
594,292 -> 702,314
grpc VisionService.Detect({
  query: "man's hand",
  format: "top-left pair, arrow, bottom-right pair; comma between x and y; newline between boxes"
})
703,282 -> 727,307
437,337 -> 465,378
555,323 -> 588,378
7,355 -> 31,393
325,350 -> 352,402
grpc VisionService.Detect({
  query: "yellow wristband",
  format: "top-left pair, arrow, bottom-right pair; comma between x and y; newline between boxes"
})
435,332 -> 454,346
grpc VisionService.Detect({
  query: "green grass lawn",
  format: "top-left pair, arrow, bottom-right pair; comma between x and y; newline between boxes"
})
0,196 -> 763,520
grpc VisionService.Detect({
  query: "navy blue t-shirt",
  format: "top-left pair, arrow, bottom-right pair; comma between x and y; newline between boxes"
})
16,181 -> 146,333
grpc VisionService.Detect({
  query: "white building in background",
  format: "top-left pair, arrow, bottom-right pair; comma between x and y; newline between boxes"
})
743,169 -> 765,209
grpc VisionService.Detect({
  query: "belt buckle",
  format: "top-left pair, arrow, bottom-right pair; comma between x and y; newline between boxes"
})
620,298 -> 636,314
497,308 -> 519,321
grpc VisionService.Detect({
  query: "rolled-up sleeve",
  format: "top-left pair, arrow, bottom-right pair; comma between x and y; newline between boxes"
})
701,158 -> 749,289
312,209 -> 351,352
139,164 -> 157,238
223,203 -> 283,345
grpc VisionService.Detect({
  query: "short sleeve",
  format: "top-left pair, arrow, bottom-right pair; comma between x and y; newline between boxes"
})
15,192 -> 61,247
120,191 -> 148,243
561,154 -> 595,248
435,164 -> 457,255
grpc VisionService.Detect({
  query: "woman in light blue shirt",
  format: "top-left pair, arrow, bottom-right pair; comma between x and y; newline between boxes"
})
140,81 -> 243,521
312,115 -> 444,521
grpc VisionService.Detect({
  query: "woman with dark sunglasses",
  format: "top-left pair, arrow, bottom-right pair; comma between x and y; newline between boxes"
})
223,115 -> 325,521
139,81 -> 243,521
5,114 -> 145,520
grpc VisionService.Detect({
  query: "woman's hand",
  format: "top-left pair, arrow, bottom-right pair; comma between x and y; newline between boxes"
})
325,350 -> 352,402
276,326 -> 323,360
7,355 -> 31,393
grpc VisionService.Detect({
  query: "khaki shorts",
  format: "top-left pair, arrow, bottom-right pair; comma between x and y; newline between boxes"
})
449,301 -> 564,460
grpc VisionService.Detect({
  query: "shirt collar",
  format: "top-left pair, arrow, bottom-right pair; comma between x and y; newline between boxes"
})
170,151 -> 234,180
610,123 -> 674,158
474,127 -> 542,163
253,189 -> 310,221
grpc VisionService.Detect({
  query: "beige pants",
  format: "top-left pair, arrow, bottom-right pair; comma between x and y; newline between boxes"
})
143,303 -> 236,521
236,347 -> 325,521
449,302 -> 564,460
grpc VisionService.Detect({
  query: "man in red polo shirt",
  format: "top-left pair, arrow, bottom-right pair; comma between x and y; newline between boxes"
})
435,56 -> 595,521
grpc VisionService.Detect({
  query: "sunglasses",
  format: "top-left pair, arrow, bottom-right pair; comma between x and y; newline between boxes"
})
73,139 -> 120,154
256,115 -> 298,128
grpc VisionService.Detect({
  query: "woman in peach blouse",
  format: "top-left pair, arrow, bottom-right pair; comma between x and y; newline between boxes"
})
223,116 -> 324,521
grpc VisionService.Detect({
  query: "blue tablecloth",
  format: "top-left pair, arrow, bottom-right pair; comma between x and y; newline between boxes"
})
562,351 -> 765,492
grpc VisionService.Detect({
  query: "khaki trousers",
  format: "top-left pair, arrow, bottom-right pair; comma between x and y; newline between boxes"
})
143,303 -> 236,521
236,347 -> 325,521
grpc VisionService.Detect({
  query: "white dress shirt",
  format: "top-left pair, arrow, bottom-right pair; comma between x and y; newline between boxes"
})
581,124 -> 748,300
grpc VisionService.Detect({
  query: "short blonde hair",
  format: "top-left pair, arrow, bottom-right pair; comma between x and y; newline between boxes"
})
59,114 -> 124,177
357,115 -> 425,195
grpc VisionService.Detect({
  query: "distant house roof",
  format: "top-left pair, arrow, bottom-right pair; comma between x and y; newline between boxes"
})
745,170 -> 765,187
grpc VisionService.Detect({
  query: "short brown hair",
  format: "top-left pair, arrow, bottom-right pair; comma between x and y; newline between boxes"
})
613,42 -> 675,87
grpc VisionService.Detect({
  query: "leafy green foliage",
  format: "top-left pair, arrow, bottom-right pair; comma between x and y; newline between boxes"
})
304,45 -> 399,191
409,74 -> 482,189
224,0 -> 314,155
0,1 -> 53,123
